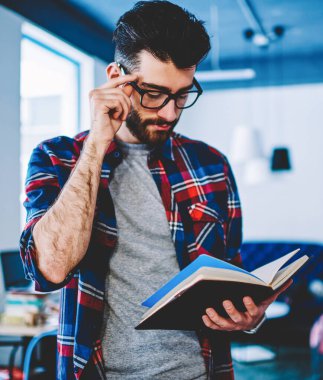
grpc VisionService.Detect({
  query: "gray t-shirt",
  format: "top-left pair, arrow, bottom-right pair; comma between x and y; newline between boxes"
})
100,140 -> 207,379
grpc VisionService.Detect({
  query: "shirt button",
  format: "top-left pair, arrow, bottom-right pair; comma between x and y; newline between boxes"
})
114,151 -> 120,158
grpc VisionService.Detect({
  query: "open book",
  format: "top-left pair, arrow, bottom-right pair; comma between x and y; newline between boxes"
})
135,249 -> 309,330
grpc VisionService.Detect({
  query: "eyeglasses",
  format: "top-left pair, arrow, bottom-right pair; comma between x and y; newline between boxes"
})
117,63 -> 203,110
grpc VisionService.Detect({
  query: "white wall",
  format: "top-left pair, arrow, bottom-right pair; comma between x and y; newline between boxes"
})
178,84 -> 323,243
0,6 -> 22,250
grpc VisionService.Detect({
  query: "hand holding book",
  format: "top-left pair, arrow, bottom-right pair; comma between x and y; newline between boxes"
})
201,278 -> 292,332
136,249 -> 309,330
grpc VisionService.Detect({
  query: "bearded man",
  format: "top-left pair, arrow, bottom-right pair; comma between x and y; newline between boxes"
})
20,2 -> 288,379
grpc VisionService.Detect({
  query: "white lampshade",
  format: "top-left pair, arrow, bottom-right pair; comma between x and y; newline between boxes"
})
244,157 -> 271,185
229,125 -> 264,164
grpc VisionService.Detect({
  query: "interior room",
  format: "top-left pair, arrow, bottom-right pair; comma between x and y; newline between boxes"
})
0,0 -> 322,379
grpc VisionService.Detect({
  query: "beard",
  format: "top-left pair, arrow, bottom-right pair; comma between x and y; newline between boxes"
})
125,108 -> 179,146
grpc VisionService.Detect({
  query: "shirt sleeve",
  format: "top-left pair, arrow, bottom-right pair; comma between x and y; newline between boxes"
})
223,155 -> 243,267
20,145 -> 74,292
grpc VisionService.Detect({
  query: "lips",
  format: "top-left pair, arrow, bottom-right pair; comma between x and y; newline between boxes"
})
151,124 -> 171,131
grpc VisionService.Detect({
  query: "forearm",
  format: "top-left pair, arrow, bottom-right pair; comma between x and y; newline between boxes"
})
33,135 -> 108,283
30,72 -> 134,284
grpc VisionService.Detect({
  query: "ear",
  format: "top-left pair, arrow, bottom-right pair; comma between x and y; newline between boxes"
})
106,62 -> 122,80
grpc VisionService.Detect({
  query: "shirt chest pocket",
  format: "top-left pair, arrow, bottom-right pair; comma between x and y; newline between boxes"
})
186,200 -> 228,257
188,200 -> 227,224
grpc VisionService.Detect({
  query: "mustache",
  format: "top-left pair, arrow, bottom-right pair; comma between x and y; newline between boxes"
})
142,118 -> 177,128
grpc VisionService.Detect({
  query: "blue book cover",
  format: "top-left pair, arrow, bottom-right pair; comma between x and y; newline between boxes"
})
142,254 -> 256,308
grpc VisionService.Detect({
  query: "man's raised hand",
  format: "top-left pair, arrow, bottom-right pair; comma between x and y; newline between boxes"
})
88,74 -> 137,150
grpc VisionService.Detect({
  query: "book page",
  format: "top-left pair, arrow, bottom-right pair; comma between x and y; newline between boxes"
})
251,249 -> 300,284
271,255 -> 309,290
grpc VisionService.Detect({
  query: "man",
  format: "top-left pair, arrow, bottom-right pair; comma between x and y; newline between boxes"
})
20,1 -> 290,379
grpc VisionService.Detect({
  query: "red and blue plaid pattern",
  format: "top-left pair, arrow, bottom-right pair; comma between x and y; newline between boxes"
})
20,130 -> 242,380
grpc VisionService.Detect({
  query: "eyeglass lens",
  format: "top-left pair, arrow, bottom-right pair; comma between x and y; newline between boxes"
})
141,91 -> 199,109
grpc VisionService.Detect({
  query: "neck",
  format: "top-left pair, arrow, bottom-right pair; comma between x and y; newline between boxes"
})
115,122 -> 141,144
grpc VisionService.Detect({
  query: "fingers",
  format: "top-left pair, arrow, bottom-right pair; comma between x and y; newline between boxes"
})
90,89 -> 131,121
222,300 -> 246,323
88,75 -> 137,146
202,299 -> 264,331
202,307 -> 244,331
202,308 -> 232,330
202,314 -> 222,330
203,287 -> 293,332
106,91 -> 131,121
242,296 -> 259,318
98,74 -> 138,90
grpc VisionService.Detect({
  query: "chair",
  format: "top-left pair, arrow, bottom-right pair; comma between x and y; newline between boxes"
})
22,329 -> 57,380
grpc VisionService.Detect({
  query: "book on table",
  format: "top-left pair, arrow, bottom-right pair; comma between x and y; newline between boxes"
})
135,249 -> 309,330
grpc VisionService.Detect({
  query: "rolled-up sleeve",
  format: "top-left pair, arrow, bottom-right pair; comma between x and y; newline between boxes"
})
20,145 -> 74,292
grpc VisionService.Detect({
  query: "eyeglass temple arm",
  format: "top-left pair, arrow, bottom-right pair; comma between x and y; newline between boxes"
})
193,77 -> 203,94
118,62 -> 202,95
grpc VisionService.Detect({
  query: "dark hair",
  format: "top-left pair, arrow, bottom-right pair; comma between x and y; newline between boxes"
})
113,1 -> 210,70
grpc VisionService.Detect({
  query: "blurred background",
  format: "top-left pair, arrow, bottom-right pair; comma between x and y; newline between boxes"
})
0,0 -> 322,379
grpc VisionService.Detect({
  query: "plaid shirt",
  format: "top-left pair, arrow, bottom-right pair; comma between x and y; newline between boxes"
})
20,130 -> 242,380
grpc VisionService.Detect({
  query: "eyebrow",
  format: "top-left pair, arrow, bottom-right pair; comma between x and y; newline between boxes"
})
141,81 -> 194,93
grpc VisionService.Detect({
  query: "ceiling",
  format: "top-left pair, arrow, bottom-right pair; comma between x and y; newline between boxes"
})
67,0 -> 323,60
2,0 -> 323,89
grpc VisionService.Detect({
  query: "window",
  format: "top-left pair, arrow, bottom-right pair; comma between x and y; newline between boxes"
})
20,23 -> 94,226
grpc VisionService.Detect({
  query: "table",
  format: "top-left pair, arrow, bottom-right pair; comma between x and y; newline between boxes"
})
0,324 -> 57,338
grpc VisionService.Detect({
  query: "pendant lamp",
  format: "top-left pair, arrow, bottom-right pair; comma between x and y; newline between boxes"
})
270,147 -> 292,171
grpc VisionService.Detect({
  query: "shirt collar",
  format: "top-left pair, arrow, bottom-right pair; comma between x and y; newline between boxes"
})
160,134 -> 176,161
76,130 -> 177,163
105,133 -> 176,163
146,133 -> 176,162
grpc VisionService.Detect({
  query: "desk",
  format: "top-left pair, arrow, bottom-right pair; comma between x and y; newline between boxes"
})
0,324 -> 57,338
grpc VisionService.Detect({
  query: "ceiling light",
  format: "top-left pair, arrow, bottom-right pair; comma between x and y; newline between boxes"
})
252,33 -> 270,47
202,3 -> 257,83
195,68 -> 256,82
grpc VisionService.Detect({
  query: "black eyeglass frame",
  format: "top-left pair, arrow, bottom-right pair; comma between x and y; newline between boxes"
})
117,63 -> 203,110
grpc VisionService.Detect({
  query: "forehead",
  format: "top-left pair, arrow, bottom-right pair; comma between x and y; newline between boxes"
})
136,50 -> 195,92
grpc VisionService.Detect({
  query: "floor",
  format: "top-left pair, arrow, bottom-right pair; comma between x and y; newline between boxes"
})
232,343 -> 314,380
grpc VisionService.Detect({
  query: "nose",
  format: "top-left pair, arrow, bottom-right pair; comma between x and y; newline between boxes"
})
157,99 -> 178,123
